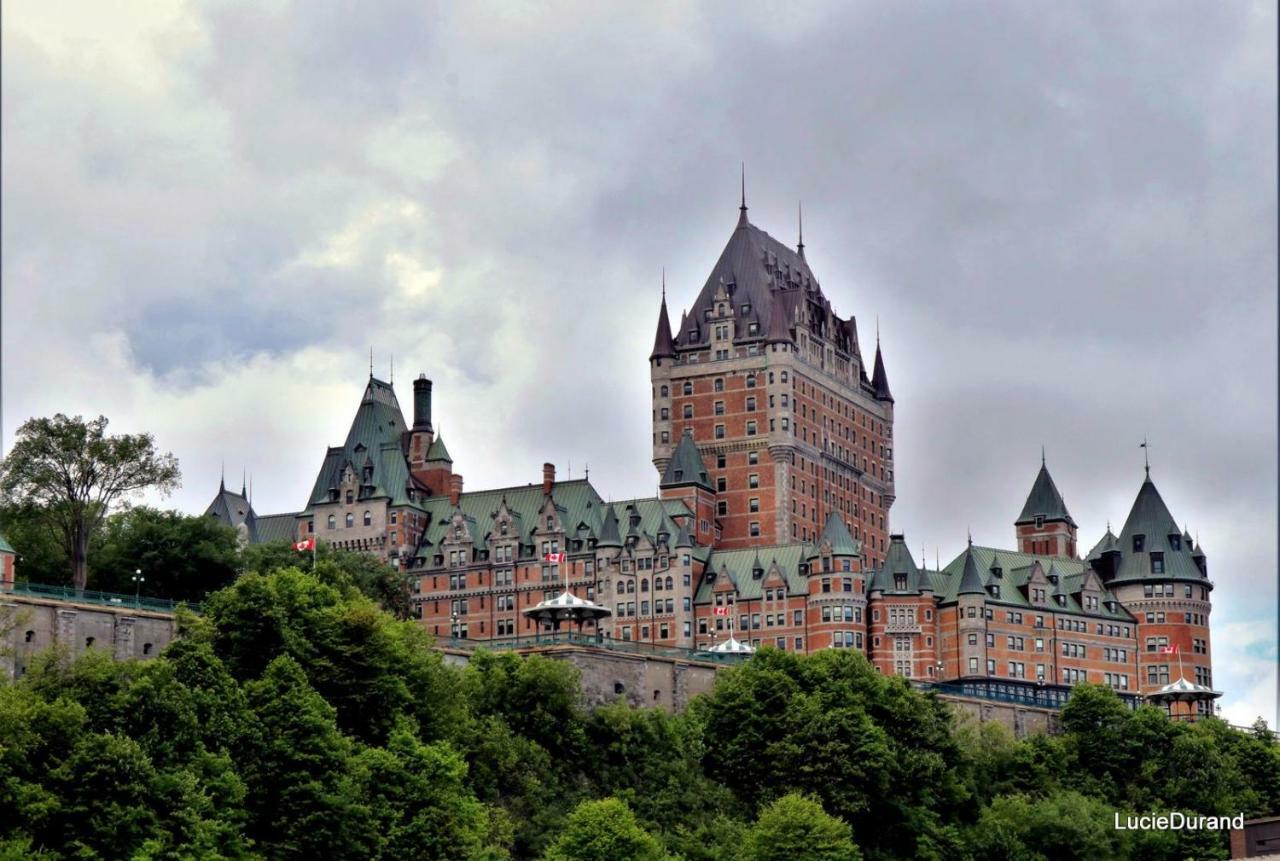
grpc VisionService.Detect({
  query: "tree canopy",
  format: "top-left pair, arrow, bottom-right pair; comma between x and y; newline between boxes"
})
2,564 -> 1277,860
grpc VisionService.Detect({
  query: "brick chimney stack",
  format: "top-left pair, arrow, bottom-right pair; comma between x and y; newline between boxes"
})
449,474 -> 463,506
542,462 -> 555,495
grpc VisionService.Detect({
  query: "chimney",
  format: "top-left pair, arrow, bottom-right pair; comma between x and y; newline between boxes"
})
413,374 -> 433,431
449,474 -> 464,506
542,462 -> 555,495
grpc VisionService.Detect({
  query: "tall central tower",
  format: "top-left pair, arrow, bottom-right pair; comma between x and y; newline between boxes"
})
649,193 -> 895,568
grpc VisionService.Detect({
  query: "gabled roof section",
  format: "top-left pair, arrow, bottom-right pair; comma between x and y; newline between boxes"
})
936,544 -> 1133,620
1086,527 -> 1119,561
1015,461 -> 1075,527
596,504 -> 622,548
818,511 -> 861,556
674,210 -> 860,359
306,377 -> 415,509
205,485 -> 256,532
694,543 -> 812,602
660,430 -> 712,491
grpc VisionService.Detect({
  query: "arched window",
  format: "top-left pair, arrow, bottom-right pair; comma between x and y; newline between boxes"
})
781,371 -> 789,383
346,490 -> 354,504
345,513 -> 354,528
363,510 -> 372,526
327,515 -> 336,529
627,581 -> 636,594
660,385 -> 669,397
641,578 -> 649,592
665,576 -> 674,590
654,578 -> 663,592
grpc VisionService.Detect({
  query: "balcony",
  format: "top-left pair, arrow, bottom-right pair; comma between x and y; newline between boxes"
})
885,620 -> 922,634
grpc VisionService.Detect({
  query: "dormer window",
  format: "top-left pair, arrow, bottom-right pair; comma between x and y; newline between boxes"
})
346,490 -> 354,504
894,573 -> 907,590
1169,534 -> 1182,551
989,585 -> 1001,598
1035,515 -> 1044,528
1150,552 -> 1164,574
718,303 -> 726,316
1133,534 -> 1145,553
454,526 -> 463,539
547,516 -> 554,530
740,304 -> 751,315
500,522 -> 508,535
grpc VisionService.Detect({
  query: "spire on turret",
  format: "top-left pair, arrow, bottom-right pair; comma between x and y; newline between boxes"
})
871,336 -> 893,402
957,543 -> 986,595
1016,458 -> 1076,527
650,270 -> 677,360
220,461 -> 225,493
796,201 -> 805,258
737,163 -> 749,228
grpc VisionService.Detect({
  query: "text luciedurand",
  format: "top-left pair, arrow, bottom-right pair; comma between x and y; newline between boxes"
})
1114,811 -> 1244,831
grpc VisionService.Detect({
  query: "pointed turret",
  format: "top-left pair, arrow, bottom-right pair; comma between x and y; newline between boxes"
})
957,542 -> 986,595
872,534 -> 921,593
660,429 -> 712,491
673,520 -> 693,549
649,279 -> 676,360
425,434 -> 452,463
597,505 -> 622,548
818,511 -> 860,556
1111,470 -> 1206,584
871,341 -> 893,402
1015,461 -> 1076,527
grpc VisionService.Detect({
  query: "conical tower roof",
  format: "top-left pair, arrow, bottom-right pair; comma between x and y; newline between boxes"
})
817,511 -> 860,556
1015,461 -> 1075,527
649,289 -> 676,360
1113,472 -> 1206,584
871,534 -> 922,593
596,505 -> 622,548
871,342 -> 893,402
660,430 -> 712,491
957,543 -> 986,595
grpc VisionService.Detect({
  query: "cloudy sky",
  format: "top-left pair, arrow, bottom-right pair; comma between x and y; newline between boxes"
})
2,1 -> 1275,724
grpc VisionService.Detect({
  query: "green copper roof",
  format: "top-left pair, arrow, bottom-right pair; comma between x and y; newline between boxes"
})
255,513 -> 301,544
1086,528 -> 1119,561
956,546 -> 986,595
937,544 -> 1132,620
871,535 -> 924,594
1111,474 -> 1207,584
660,430 -> 712,491
1015,462 -> 1075,526
425,434 -> 452,463
596,505 -> 622,547
0,534 -> 14,554
694,542 -> 813,602
817,511 -> 861,556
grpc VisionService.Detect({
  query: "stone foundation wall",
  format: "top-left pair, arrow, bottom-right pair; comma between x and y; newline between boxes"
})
1,595 -> 178,679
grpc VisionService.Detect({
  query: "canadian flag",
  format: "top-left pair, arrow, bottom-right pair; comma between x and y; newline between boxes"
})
712,606 -> 731,617
293,537 -> 315,552
544,552 -> 566,564
1160,644 -> 1179,655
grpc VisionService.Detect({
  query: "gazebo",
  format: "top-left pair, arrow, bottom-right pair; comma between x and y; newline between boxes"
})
522,589 -> 612,636
709,634 -> 755,655
1147,676 -> 1222,721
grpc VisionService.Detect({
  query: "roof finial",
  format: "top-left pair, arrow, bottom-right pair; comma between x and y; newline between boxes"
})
1041,444 -> 1046,467
737,163 -> 748,227
797,201 -> 805,257
1140,436 -> 1150,476
661,266 -> 666,301
220,461 -> 225,492
967,527 -> 972,547
585,462 -> 590,481
876,315 -> 880,346
241,468 -> 246,497
389,354 -> 394,384
369,347 -> 374,379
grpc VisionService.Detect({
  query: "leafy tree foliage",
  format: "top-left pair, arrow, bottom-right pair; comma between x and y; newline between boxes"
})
0,414 -> 180,590
89,507 -> 241,601
541,798 -> 669,861
2,566 -> 1276,861
743,793 -> 862,861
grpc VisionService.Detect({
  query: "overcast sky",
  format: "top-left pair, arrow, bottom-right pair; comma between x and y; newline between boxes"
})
2,0 -> 1275,724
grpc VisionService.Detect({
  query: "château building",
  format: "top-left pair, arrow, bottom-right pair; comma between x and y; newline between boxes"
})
204,194 -> 1217,717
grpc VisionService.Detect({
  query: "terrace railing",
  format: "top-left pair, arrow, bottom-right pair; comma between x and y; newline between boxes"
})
3,580 -> 201,615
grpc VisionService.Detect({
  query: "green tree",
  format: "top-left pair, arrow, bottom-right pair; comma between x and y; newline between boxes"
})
239,655 -> 375,860
0,500 -> 74,585
541,797 -> 669,861
90,506 -> 241,601
966,791 -> 1125,861
0,414 -> 180,591
743,793 -> 862,861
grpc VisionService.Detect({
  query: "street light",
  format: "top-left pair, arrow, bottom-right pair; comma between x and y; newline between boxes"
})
132,569 -> 144,606
450,612 -> 459,641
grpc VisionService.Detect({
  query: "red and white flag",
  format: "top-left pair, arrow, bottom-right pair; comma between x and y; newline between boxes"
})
1160,644 -> 1179,655
544,552 -> 566,564
293,537 -> 315,552
712,606 -> 730,617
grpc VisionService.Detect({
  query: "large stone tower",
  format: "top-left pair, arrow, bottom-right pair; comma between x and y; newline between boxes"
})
649,192 -> 895,566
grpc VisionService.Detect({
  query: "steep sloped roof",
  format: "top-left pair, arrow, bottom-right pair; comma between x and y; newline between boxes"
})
694,542 -> 812,602
255,513 -> 301,544
817,511 -> 861,556
871,535 -> 924,593
1016,462 -> 1075,526
936,544 -> 1133,620
1111,473 -> 1206,584
660,430 -> 712,491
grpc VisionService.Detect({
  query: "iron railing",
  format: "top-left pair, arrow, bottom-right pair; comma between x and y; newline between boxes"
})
3,580 -> 201,614
438,631 -> 749,664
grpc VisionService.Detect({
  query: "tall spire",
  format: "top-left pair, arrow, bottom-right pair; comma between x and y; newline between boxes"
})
1041,445 -> 1046,466
649,272 -> 677,360
369,347 -> 374,379
389,354 -> 394,385
871,330 -> 893,402
737,162 -> 749,228
241,468 -> 246,497
1141,437 -> 1150,477
220,461 -> 225,492
797,201 -> 805,258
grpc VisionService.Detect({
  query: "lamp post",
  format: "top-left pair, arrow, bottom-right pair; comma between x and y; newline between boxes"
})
132,569 -> 144,607
450,612 -> 459,642
935,660 -> 944,686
